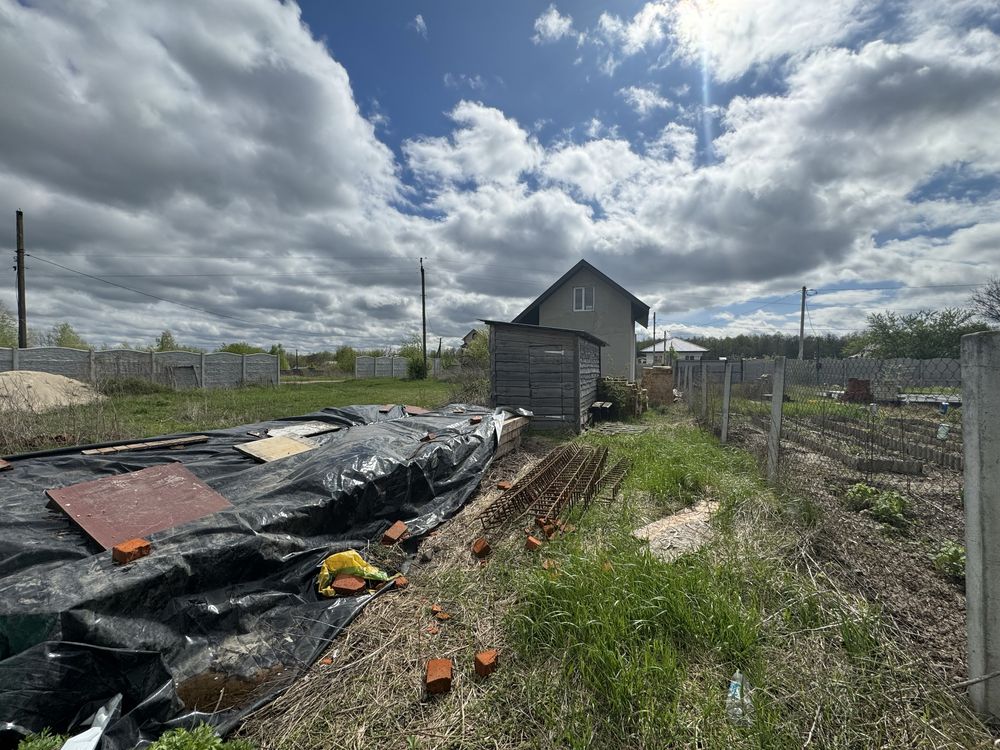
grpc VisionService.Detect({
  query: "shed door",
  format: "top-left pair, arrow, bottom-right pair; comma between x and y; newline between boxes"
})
529,345 -> 570,421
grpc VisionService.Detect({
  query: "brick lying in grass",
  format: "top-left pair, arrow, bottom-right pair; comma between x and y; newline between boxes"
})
426,658 -> 453,694
475,649 -> 498,678
382,520 -> 408,545
394,575 -> 409,589
471,537 -> 491,558
112,538 -> 151,564
332,574 -> 366,596
497,480 -> 512,490
525,535 -> 542,551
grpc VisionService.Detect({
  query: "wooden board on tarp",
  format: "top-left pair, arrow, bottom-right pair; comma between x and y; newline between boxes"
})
81,435 -> 210,456
235,435 -> 316,462
266,421 -> 340,439
404,405 -> 430,415
0,458 -> 11,472
46,463 -> 232,550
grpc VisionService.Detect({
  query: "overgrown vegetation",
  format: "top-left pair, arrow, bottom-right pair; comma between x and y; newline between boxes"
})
497,415 -> 987,748
844,482 -> 909,528
149,724 -> 253,750
16,729 -> 67,750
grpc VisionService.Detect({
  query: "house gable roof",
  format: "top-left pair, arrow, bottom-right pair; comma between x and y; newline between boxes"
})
511,259 -> 650,328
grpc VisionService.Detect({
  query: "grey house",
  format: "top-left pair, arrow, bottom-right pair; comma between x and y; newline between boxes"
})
485,320 -> 604,433
511,260 -> 649,380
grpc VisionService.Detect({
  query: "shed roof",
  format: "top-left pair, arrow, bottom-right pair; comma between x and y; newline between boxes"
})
510,259 -> 650,328
639,337 -> 708,353
482,319 -> 608,347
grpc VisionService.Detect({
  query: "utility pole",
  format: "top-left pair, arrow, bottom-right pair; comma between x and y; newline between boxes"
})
798,285 -> 807,360
420,257 -> 427,368
15,210 -> 27,348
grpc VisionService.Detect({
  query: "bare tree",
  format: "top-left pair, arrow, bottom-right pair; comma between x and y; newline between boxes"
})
971,277 -> 1000,325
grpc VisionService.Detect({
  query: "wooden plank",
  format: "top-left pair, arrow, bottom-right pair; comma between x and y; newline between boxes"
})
267,421 -> 341,439
235,435 -> 316,462
81,435 -> 210,456
46,463 -> 232,550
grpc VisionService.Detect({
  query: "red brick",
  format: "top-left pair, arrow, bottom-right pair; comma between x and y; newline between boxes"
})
434,611 -> 451,621
319,656 -> 333,665
394,575 -> 409,589
535,516 -> 550,529
525,535 -> 542,551
112,538 -> 151,564
469,416 -> 483,424
426,658 -> 453,694
332,574 -> 366,596
420,432 -> 437,442
475,649 -> 498,678
431,603 -> 443,614
497,480 -> 513,491
0,458 -> 12,472
471,537 -> 491,558
382,520 -> 408,545
542,523 -> 557,539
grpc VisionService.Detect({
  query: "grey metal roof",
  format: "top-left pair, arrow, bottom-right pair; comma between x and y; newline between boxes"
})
481,319 -> 609,347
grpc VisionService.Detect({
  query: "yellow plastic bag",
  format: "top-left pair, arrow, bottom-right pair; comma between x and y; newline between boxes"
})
317,550 -> 391,597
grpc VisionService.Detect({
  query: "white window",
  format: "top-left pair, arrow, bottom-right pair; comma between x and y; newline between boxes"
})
573,286 -> 594,312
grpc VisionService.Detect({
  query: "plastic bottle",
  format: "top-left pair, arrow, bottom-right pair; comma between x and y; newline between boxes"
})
726,670 -> 753,725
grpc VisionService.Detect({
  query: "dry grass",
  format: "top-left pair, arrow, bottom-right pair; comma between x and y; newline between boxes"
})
236,415 -> 992,749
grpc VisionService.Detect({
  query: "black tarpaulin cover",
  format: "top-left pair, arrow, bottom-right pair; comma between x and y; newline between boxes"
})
0,404 -> 497,749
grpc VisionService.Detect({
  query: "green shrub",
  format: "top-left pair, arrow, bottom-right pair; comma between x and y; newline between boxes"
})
149,724 -> 253,750
931,541 -> 966,579
17,730 -> 67,750
406,356 -> 428,380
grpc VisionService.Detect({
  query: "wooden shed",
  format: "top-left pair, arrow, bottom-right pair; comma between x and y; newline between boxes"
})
485,320 -> 606,433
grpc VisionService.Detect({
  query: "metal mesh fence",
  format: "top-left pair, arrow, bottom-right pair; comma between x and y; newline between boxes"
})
777,357 -> 963,519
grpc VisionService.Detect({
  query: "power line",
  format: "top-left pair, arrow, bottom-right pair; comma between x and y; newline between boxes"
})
27,254 -> 333,338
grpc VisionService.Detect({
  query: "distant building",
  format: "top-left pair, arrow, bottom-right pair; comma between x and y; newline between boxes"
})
511,259 -> 650,380
461,329 -> 481,349
638,337 -> 708,365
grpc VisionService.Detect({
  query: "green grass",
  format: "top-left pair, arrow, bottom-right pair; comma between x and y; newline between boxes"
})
2,378 -> 451,454
490,412 -> 988,748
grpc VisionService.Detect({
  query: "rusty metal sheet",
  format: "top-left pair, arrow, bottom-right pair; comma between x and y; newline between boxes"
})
46,463 -> 232,550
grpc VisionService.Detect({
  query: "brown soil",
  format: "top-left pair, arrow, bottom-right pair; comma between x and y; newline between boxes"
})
731,422 -> 968,681
177,666 -> 292,712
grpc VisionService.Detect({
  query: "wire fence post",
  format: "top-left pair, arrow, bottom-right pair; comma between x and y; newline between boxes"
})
721,361 -> 733,444
962,332 -> 1000,717
700,361 -> 708,422
767,356 -> 786,484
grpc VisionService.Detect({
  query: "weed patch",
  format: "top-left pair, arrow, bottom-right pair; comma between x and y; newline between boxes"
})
844,483 -> 908,528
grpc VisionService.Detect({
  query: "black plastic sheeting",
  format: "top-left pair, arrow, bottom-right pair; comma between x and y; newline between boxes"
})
0,404 -> 498,749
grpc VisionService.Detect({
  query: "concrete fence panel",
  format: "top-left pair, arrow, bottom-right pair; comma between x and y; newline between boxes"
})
392,356 -> 408,378
1,347 -> 278,389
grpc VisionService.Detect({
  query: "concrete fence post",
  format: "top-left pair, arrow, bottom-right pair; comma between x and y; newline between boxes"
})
149,350 -> 156,381
275,353 -> 281,386
241,355 -> 247,386
89,349 -> 96,383
11,347 -> 18,370
200,352 -> 206,388
700,360 -> 708,421
721,361 -> 733,444
962,332 -> 1000,716
766,356 -> 786,484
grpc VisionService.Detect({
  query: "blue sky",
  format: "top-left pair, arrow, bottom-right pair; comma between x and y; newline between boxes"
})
0,0 -> 998,350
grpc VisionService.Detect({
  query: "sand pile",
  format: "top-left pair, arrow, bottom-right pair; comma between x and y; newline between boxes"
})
0,371 -> 104,413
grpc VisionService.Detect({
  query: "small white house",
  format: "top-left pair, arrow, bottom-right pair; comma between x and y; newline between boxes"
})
638,337 -> 708,365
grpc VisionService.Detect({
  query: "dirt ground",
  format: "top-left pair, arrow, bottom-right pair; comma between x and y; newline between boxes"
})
731,423 -> 968,681
0,370 -> 103,413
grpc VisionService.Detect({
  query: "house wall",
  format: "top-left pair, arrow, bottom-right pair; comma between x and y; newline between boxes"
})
491,325 -> 596,432
535,266 -> 636,380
